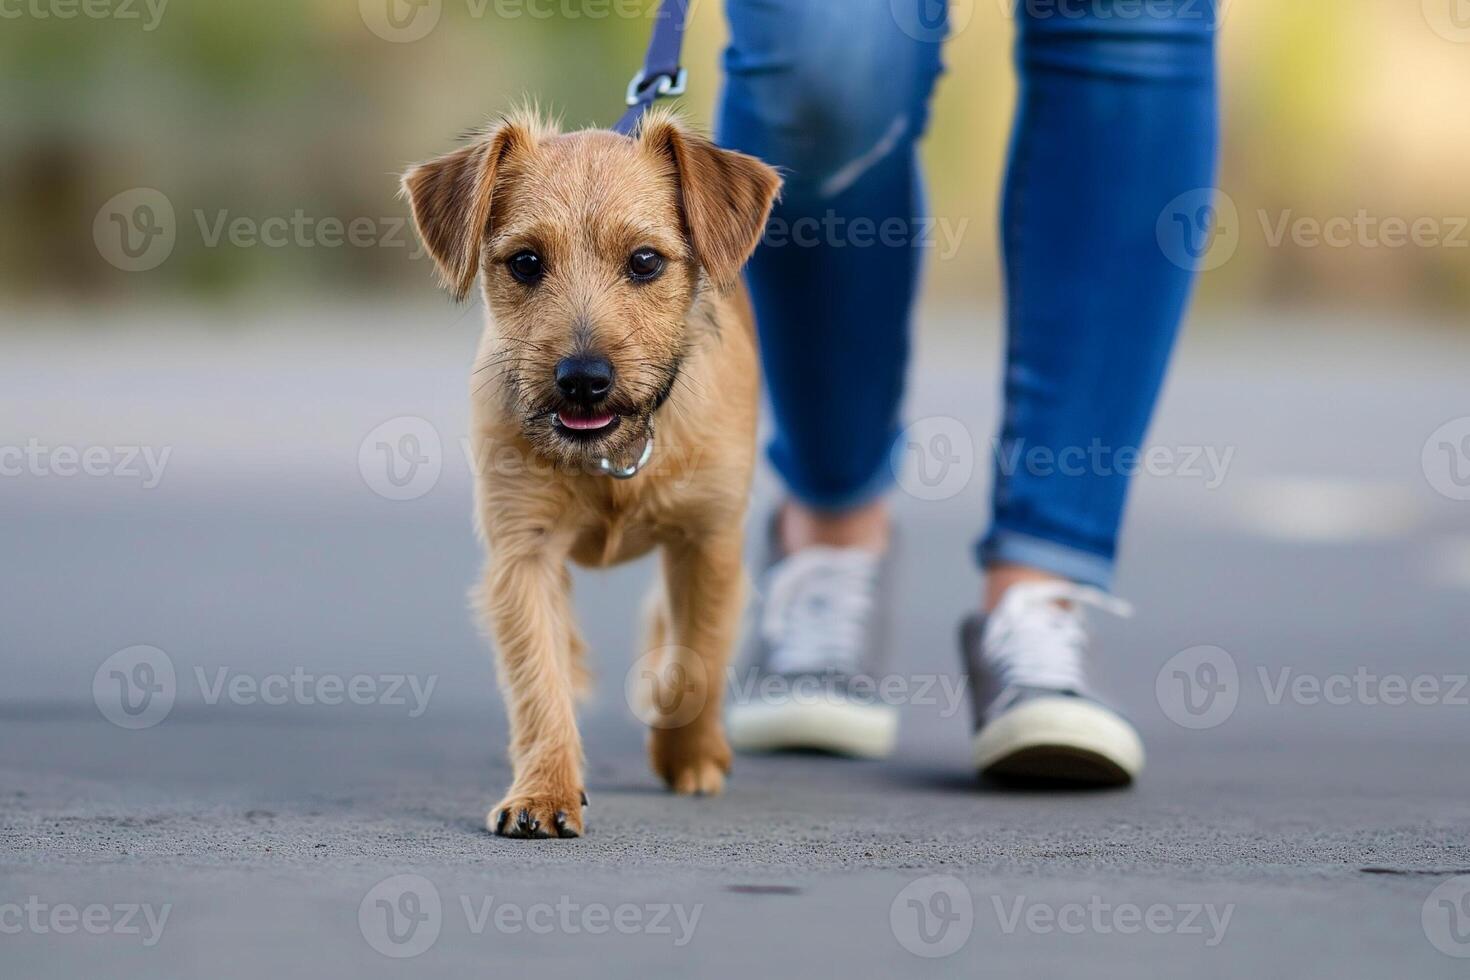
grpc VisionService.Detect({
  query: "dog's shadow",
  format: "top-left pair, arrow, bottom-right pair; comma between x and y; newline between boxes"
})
443,760 -> 1128,838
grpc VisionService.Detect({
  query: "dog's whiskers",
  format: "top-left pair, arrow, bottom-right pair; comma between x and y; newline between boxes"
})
475,356 -> 530,397
496,335 -> 553,352
473,355 -> 520,375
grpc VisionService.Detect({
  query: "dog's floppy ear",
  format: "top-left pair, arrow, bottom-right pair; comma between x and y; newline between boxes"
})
400,121 -> 529,301
639,112 -> 782,291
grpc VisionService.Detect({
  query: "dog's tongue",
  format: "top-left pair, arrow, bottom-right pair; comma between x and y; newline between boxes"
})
557,410 -> 616,431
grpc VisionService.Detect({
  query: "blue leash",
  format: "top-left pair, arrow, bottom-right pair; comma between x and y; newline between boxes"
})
611,0 -> 691,135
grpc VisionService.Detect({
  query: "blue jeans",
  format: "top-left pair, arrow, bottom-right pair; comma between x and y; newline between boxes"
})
718,0 -> 1219,590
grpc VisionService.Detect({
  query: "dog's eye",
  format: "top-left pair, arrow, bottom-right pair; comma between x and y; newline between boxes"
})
507,250 -> 543,285
627,249 -> 665,283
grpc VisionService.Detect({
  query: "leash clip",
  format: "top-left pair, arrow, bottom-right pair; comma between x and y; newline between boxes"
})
625,67 -> 688,107
597,434 -> 655,480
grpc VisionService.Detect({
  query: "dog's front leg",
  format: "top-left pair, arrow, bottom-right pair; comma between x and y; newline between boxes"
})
483,552 -> 586,839
648,528 -> 742,795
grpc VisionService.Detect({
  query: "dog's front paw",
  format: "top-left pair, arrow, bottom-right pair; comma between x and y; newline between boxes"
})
489,789 -> 587,839
650,728 -> 732,796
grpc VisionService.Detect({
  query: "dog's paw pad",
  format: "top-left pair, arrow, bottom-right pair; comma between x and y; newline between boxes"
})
650,728 -> 732,797
488,793 -> 585,840
666,759 -> 727,797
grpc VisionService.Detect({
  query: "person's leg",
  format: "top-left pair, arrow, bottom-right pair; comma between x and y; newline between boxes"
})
964,0 -> 1218,784
718,2 -> 945,757
718,0 -> 945,554
981,0 -> 1220,600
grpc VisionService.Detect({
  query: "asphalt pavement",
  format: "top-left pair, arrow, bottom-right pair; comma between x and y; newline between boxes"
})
2,306 -> 1468,978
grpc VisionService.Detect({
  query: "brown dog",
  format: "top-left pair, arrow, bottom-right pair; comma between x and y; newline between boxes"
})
402,107 -> 780,839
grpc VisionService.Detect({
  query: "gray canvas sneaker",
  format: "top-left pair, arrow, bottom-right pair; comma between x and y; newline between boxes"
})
960,581 -> 1144,785
726,518 -> 898,759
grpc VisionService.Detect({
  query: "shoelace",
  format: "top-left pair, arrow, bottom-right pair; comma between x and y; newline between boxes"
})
981,580 -> 1134,692
761,547 -> 880,676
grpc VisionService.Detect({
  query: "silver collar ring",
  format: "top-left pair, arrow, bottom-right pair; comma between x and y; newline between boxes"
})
597,434 -> 654,480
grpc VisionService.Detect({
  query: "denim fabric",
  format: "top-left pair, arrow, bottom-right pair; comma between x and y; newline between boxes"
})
718,0 -> 1219,588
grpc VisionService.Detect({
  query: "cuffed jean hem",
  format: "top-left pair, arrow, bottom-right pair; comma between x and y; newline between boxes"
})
975,529 -> 1116,592
768,428 -> 902,515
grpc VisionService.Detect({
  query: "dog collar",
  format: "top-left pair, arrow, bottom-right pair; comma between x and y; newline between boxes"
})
597,433 -> 654,480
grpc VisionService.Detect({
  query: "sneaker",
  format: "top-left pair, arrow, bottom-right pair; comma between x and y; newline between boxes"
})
961,581 -> 1145,786
726,519 -> 899,759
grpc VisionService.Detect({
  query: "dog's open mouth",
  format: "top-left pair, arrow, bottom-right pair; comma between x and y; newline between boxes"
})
553,409 -> 621,439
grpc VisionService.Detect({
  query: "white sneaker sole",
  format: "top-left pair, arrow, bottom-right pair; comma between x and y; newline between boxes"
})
972,696 -> 1144,786
727,700 -> 898,760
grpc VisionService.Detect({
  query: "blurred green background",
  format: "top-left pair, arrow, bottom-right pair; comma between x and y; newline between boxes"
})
3,0 -> 1468,315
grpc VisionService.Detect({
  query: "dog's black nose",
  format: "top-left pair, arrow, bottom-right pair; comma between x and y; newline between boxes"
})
554,355 -> 614,402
